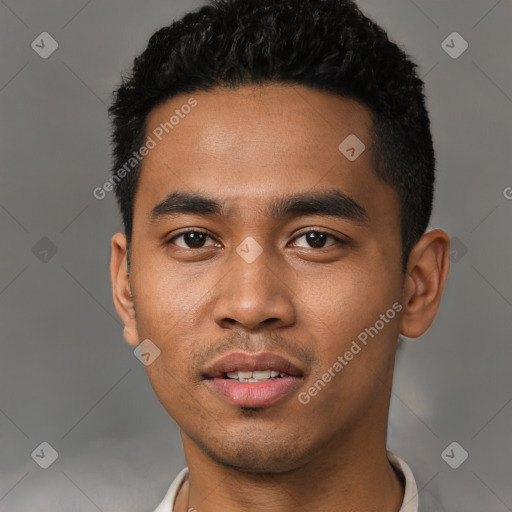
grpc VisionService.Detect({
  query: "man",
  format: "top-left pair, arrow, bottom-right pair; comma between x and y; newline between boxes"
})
108,0 -> 450,510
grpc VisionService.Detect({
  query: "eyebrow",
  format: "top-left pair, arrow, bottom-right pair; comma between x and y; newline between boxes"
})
149,189 -> 369,224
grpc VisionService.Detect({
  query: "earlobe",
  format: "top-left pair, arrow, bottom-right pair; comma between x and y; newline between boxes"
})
123,323 -> 139,347
110,232 -> 140,347
399,229 -> 450,339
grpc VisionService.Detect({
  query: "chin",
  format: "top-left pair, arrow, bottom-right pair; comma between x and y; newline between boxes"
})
193,426 -> 314,473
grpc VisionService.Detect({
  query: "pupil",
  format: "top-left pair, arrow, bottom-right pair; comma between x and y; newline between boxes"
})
307,232 -> 327,248
185,232 -> 206,248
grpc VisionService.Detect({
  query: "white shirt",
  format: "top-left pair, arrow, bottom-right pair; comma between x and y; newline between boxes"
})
153,451 -> 444,512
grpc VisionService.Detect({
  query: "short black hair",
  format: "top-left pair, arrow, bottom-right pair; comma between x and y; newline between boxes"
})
108,0 -> 435,274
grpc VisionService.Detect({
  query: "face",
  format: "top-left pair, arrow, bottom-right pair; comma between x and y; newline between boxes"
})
113,84 -> 409,472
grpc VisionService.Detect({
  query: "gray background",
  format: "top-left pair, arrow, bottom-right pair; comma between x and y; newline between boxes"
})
1,0 -> 511,510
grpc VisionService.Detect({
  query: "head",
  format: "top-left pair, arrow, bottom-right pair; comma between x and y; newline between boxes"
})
109,0 -> 449,472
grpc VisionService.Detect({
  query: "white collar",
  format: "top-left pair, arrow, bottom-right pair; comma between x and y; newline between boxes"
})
153,451 -> 442,512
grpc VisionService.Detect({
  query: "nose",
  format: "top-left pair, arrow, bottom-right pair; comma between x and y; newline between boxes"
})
212,245 -> 296,330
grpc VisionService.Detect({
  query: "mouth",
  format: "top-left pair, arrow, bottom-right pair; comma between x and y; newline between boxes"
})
203,351 -> 304,408
223,369 -> 293,382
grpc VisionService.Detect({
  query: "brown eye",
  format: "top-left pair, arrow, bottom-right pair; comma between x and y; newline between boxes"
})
167,231 -> 217,249
290,231 -> 343,249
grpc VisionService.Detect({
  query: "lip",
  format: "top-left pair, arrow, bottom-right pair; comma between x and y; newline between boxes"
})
203,351 -> 304,407
203,351 -> 303,378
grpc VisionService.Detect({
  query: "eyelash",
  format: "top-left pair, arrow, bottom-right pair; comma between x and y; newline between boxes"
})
165,229 -> 348,249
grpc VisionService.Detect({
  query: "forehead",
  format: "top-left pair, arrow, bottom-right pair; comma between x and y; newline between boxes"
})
135,84 -> 398,226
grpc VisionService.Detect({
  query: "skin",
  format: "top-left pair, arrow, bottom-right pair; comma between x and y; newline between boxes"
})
110,84 -> 450,512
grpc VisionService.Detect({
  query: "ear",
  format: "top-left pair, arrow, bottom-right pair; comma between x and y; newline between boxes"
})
110,232 -> 140,347
399,229 -> 451,339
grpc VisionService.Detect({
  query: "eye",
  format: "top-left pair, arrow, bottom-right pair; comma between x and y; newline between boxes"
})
166,230 -> 219,249
166,229 -> 346,250
289,231 -> 345,249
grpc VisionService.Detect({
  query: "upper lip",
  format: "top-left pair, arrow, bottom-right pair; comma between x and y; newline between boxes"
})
203,351 -> 304,378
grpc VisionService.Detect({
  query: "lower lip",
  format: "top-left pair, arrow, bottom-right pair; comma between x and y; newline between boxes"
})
207,377 -> 303,407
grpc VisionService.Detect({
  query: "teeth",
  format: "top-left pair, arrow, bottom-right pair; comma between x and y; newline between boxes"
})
252,370 -> 271,379
225,370 -> 288,381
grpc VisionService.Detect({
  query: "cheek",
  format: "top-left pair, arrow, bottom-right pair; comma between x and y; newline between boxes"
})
299,260 -> 396,331
136,277 -> 205,415
144,359 -> 199,426
134,259 -> 203,327
132,283 -> 206,401
297,261 -> 401,379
